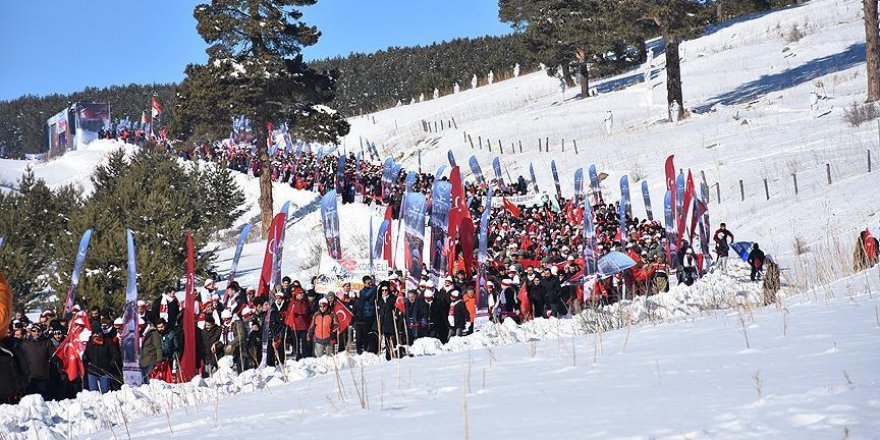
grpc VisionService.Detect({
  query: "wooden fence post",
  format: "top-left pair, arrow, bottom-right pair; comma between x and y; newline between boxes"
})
573,140 -> 578,154
451,117 -> 458,129
498,140 -> 503,154
434,121 -> 438,132
538,138 -> 542,153
468,134 -> 474,149
440,120 -> 444,130
716,182 -> 721,204
792,173 -> 798,195
869,150 -> 873,173
763,178 -> 769,200
519,140 -> 523,153
488,139 -> 492,152
545,137 -> 550,152
478,136 -> 482,150
739,180 -> 745,201
562,139 -> 565,152
826,163 -> 832,184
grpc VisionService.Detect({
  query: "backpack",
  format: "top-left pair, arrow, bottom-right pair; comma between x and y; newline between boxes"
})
0,338 -> 30,403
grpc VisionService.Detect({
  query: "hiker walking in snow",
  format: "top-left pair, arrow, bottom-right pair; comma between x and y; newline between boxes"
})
809,91 -> 819,119
853,229 -> 879,271
747,243 -> 766,282
604,110 -> 614,135
713,223 -> 735,274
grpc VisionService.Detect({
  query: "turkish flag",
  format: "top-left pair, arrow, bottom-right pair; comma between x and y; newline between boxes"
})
151,96 -> 163,118
502,197 -> 521,217
517,284 -> 532,322
333,301 -> 354,333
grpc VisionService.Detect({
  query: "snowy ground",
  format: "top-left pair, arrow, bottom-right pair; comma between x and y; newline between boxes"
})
2,263 -> 877,439
1,0 -> 879,437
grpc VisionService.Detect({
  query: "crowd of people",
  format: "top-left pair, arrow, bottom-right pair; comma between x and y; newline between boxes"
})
0,137 -> 804,406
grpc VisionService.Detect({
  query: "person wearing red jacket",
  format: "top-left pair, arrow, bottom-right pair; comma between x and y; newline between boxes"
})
285,289 -> 312,360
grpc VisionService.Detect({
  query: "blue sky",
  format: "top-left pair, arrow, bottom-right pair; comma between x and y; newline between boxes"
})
0,0 -> 511,101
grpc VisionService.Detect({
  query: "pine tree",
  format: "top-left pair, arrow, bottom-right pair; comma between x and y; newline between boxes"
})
0,168 -> 82,309
623,0 -> 712,120
176,0 -> 349,237
499,0 -> 625,98
865,0 -> 880,102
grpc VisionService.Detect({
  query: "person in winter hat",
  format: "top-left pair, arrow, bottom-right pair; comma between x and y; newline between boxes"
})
308,298 -> 338,357
448,291 -> 470,337
713,223 -> 735,274
747,243 -> 766,282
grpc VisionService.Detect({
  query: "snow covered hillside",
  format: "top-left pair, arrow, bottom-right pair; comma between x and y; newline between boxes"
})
1,0 -> 879,438
3,264 -> 877,439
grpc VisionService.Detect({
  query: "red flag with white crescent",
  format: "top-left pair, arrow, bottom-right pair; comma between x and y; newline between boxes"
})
151,96 -> 163,118
333,301 -> 353,333
257,214 -> 286,297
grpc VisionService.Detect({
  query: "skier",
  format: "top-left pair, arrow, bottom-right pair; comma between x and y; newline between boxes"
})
809,91 -> 819,119
747,243 -> 766,282
604,110 -> 614,135
713,223 -> 735,274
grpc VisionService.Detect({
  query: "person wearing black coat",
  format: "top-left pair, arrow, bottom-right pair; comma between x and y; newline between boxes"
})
450,291 -> 470,337
539,268 -> 563,317
354,277 -> 378,354
376,283 -> 403,359
20,326 -> 52,399
527,275 -> 545,319
200,316 -> 222,376
83,332 -> 119,394
402,290 -> 428,343
424,289 -> 450,344
747,243 -> 766,282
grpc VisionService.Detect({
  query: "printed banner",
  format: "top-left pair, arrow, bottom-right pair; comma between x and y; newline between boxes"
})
403,192 -> 428,291
257,213 -> 286,297
435,165 -> 447,180
492,157 -> 503,184
665,155 -> 676,229
448,150 -> 457,168
589,164 -> 601,204
574,168 -> 584,200
62,229 -> 93,316
121,230 -> 142,387
529,162 -> 539,193
476,188 -> 493,316
642,180 -> 653,221
551,160 -> 562,201
429,181 -> 452,284
321,190 -> 342,260
273,201 -> 291,287
664,191 -> 677,268
620,175 -> 631,217
226,224 -> 253,290
468,155 -> 485,184
336,155 -> 347,193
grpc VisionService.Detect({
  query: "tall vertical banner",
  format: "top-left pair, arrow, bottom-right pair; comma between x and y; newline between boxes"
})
582,199 -> 598,275
180,232 -> 197,382
687,172 -> 699,242
700,181 -> 711,243
664,155 -> 676,229
373,220 -> 389,262
429,181 -> 452,284
618,201 -> 628,247
574,168 -> 584,200
447,150 -> 457,168
368,218 -> 374,272
418,149 -> 422,174
679,171 -> 694,246
273,201 -> 291,287
403,192 -> 428,291
354,153 -> 362,199
664,191 -> 677,268
588,164 -> 601,205
675,171 -> 685,228
641,181 -> 653,221
383,206 -> 394,266
458,218 -> 476,278
121,230 -> 142,387
336,155 -> 347,194
620,175 -> 632,217
381,157 -> 394,198
551,160 -> 562,201
529,163 -> 539,193
321,190 -> 342,260
405,171 -> 416,193
257,213 -> 287,297
468,155 -> 485,184
476,188 -> 493,316
62,229 -> 93,316
435,165 -> 447,180
447,166 -> 465,276
226,224 -> 253,290
492,157 -> 503,186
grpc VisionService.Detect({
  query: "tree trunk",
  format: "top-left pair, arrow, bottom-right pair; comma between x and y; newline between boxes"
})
255,122 -> 274,238
865,0 -> 880,102
665,38 -> 686,121
561,63 -> 576,88
578,60 -> 590,99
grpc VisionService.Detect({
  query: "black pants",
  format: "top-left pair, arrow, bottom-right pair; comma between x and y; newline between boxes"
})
355,321 -> 379,354
751,268 -> 762,281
